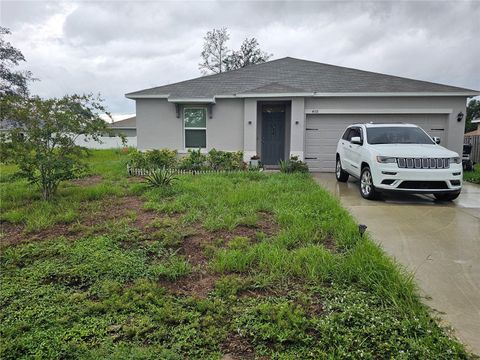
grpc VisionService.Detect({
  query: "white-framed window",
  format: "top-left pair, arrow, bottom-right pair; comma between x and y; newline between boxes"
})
184,107 -> 207,148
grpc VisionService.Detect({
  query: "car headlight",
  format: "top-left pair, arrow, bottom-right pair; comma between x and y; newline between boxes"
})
450,157 -> 461,164
376,156 -> 396,164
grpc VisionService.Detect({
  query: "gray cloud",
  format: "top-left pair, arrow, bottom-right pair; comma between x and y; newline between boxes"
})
1,0 -> 479,114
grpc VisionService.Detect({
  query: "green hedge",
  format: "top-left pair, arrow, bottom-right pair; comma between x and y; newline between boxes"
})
128,149 -> 246,171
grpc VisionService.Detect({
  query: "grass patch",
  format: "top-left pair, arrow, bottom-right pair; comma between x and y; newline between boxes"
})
464,163 -> 480,184
0,150 -> 472,358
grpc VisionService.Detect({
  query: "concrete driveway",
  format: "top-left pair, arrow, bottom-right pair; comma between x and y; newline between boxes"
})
314,173 -> 480,354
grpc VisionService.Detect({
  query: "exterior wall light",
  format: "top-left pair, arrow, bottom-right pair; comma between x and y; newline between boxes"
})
457,112 -> 464,122
248,121 -> 252,124
295,121 -> 299,125
207,104 -> 213,119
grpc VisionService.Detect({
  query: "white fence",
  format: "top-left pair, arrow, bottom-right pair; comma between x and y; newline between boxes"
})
75,135 -> 137,149
464,135 -> 480,163
127,165 -> 254,176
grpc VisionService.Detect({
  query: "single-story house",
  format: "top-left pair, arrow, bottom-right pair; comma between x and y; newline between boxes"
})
108,116 -> 137,138
125,57 -> 479,171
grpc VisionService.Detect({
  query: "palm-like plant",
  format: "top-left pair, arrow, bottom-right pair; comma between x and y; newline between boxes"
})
144,168 -> 178,187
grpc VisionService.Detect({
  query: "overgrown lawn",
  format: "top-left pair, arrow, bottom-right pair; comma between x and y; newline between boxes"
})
0,150 -> 471,359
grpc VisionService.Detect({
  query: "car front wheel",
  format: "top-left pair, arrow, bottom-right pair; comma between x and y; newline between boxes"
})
360,166 -> 378,200
434,192 -> 460,201
336,157 -> 349,182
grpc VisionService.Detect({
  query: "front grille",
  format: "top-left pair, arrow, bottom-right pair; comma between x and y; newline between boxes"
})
398,181 -> 449,189
396,157 -> 450,169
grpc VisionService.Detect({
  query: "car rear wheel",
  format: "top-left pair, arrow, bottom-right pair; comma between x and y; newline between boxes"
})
360,166 -> 378,200
434,192 -> 460,201
336,158 -> 349,182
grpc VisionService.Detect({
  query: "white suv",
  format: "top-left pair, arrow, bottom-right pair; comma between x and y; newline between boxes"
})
335,123 -> 462,201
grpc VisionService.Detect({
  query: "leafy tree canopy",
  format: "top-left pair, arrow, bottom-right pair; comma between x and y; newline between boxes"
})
224,37 -> 272,71
0,26 -> 34,97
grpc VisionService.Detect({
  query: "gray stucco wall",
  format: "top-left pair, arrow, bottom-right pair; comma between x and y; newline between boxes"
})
136,99 -> 181,150
208,98 -> 244,151
136,98 -> 244,151
305,96 -> 467,156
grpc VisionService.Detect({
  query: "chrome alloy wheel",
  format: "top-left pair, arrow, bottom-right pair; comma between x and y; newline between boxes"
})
361,169 -> 373,196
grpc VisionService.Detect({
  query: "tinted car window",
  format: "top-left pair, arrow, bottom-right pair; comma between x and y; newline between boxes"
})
341,128 -> 351,140
366,126 -> 434,145
349,127 -> 361,140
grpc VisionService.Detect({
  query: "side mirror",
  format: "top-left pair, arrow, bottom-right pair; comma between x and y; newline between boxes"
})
350,136 -> 362,145
432,137 -> 441,144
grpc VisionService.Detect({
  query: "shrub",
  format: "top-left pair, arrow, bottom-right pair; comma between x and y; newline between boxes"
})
128,150 -> 149,169
279,156 -> 309,173
178,149 -> 207,170
145,149 -> 177,169
144,168 -> 178,187
128,149 -> 177,170
207,149 -> 245,170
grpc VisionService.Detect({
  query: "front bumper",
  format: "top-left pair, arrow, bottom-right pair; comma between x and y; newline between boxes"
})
371,163 -> 462,194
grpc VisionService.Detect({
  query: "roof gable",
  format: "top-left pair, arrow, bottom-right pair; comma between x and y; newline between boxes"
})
239,81 -> 308,94
108,116 -> 136,129
126,57 -> 479,99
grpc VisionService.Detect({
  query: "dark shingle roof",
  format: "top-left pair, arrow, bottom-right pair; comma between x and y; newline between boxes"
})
126,57 -> 478,99
108,116 -> 136,129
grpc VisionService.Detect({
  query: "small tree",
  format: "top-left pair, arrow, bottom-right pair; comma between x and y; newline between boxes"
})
465,98 -> 480,133
224,37 -> 272,71
199,27 -> 230,74
0,94 -> 110,200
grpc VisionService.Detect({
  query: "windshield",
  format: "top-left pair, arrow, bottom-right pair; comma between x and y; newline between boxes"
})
366,126 -> 434,145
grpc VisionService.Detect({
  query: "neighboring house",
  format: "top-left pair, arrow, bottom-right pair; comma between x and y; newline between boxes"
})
464,118 -> 480,137
2,117 -> 137,149
465,118 -> 480,163
125,57 -> 479,171
108,116 -> 137,138
75,116 -> 137,149
0,120 -> 21,134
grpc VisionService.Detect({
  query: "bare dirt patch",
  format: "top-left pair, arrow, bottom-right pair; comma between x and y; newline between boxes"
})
158,271 -> 218,299
157,212 -> 279,299
181,233 -> 209,266
221,333 -> 257,360
322,235 -> 336,252
70,175 -> 103,187
193,211 -> 279,249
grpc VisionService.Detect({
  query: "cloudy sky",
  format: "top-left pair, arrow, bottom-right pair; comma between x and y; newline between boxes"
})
1,0 -> 479,116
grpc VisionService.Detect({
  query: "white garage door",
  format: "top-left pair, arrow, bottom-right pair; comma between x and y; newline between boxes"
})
305,114 -> 448,172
